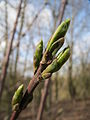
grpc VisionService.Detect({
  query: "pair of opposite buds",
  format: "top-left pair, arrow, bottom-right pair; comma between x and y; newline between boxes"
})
12,19 -> 71,111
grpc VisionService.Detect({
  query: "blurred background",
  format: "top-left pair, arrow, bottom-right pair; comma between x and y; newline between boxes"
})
0,0 -> 90,120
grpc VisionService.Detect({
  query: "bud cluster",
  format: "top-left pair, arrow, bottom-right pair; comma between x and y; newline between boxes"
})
12,19 -> 71,111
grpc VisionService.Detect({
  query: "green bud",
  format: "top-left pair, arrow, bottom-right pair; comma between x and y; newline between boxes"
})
42,73 -> 51,80
41,38 -> 64,64
57,46 -> 70,67
50,37 -> 64,56
47,19 -> 70,51
42,59 -> 58,79
12,84 -> 24,111
41,47 -> 70,79
33,39 -> 43,74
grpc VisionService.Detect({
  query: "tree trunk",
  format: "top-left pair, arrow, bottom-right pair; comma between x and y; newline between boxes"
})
36,79 -> 51,120
14,0 -> 26,78
68,3 -> 76,99
55,72 -> 58,101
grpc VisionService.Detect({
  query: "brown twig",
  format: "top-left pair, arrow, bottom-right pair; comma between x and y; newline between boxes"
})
10,62 -> 49,120
10,38 -> 54,119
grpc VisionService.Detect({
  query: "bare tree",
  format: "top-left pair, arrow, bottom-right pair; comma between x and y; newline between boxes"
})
68,1 -> 77,99
14,0 -> 27,79
0,0 -> 23,100
4,0 -> 8,57
68,15 -> 75,98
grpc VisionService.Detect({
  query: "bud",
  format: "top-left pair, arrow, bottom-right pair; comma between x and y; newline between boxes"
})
42,73 -> 51,80
12,84 -> 24,111
33,39 -> 43,74
50,37 -> 64,56
57,46 -> 70,66
41,47 -> 70,79
47,19 -> 70,51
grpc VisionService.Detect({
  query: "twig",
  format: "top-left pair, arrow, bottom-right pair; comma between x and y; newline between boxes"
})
10,17 -> 70,120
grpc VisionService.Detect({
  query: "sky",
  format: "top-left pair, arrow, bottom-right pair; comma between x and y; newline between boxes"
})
0,0 -> 90,76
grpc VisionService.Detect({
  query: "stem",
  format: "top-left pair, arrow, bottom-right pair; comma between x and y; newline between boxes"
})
10,62 -> 47,119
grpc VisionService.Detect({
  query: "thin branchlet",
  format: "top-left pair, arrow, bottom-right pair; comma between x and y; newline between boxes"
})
10,19 -> 70,120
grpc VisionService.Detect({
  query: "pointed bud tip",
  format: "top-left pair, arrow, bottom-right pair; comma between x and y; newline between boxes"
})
65,18 -> 70,27
57,46 -> 70,61
40,39 -> 43,44
39,39 -> 43,47
64,46 -> 70,55
18,84 -> 24,91
37,39 -> 43,46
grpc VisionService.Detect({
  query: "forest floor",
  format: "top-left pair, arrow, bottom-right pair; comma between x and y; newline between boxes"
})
0,98 -> 90,120
18,98 -> 90,120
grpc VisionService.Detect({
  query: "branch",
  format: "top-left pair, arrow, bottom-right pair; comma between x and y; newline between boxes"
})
10,19 -> 70,120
